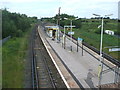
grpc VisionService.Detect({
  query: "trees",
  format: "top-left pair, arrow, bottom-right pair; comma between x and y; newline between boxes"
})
46,14 -> 81,28
2,9 -> 37,38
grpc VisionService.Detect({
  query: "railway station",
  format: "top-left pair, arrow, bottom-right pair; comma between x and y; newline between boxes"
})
45,26 -> 59,40
37,23 -> 120,89
2,1 -> 120,89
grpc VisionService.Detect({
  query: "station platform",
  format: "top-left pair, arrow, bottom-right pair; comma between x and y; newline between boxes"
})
38,25 -> 119,88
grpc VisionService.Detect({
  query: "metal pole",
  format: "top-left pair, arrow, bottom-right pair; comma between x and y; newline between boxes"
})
62,35 -> 64,47
58,25 -> 60,41
57,20 -> 58,26
98,17 -> 104,88
58,7 -> 61,42
62,26 -> 65,48
100,18 -> 103,59
70,20 -> 72,51
92,13 -> 113,88
82,41 -> 83,56
64,26 -> 65,49
56,19 -> 58,42
64,26 -> 65,36
64,35 -> 66,49
77,39 -> 78,52
114,66 -> 119,83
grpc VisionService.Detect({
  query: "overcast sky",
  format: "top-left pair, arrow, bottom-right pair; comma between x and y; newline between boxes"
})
0,0 -> 119,19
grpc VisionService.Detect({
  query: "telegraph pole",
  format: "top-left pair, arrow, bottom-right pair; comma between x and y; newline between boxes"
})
57,7 -> 61,42
57,7 -> 61,25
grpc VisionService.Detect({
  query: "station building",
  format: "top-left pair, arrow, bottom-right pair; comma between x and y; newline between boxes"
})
105,30 -> 114,35
45,26 -> 59,40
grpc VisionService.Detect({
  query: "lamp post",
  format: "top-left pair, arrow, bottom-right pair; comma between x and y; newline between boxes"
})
64,18 -> 78,51
63,26 -> 66,49
93,13 -> 113,88
57,7 -> 61,42
70,19 -> 73,51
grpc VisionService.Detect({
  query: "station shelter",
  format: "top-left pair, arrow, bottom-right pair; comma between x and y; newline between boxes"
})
45,26 -> 59,40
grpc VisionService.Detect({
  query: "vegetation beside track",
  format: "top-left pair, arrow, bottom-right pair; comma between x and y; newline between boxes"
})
2,28 -> 32,88
2,8 -> 38,88
2,9 -> 37,38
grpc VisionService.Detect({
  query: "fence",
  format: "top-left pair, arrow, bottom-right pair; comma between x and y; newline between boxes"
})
0,36 -> 11,46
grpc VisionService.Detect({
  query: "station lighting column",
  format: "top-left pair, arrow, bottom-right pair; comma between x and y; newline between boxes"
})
57,7 -> 61,42
93,13 -> 113,88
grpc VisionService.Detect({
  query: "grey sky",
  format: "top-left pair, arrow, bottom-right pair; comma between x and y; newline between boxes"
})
0,0 -> 119,19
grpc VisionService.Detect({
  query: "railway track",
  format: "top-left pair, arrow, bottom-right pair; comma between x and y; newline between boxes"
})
31,25 -> 67,88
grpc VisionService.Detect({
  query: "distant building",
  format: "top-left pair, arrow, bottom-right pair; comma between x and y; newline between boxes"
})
105,30 -> 114,35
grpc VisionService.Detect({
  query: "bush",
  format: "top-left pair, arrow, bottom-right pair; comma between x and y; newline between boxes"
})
2,9 -> 37,38
16,29 -> 23,37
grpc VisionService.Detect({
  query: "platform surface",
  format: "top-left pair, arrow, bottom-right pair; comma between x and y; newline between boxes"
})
38,25 -> 119,88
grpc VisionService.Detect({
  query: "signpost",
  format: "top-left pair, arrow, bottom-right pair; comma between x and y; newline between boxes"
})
62,35 -> 65,48
77,37 -> 84,56
64,25 -> 75,51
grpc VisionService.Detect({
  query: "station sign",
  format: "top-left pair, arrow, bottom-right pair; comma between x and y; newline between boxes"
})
109,48 -> 120,52
78,37 -> 83,42
64,25 -> 76,28
68,32 -> 74,35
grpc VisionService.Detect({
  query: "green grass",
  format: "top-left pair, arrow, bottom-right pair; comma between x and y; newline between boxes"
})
2,29 -> 31,88
61,22 -> 120,60
75,29 -> 119,60
60,19 -> 119,60
51,18 -> 119,58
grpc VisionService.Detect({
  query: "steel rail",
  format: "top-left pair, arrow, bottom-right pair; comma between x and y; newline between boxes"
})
31,27 -> 39,89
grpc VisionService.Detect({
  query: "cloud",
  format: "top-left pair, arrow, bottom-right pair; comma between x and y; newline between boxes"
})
1,0 -> 119,18
3,0 -> 118,3
0,0 -> 57,3
59,0 -> 118,18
